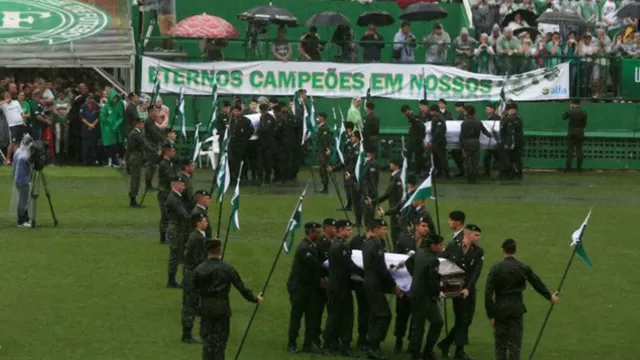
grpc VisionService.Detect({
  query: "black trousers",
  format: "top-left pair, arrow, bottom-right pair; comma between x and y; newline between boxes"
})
343,174 -> 352,207
407,143 -> 425,175
257,143 -> 275,183
394,294 -> 413,342
229,145 -> 247,183
494,316 -> 524,360
276,143 -> 292,182
315,289 -> 327,344
351,182 -> 362,226
352,281 -> 370,345
450,149 -> 465,175
200,315 -> 230,360
441,291 -> 476,353
498,145 -> 514,179
566,136 -> 584,170
365,287 -> 391,350
245,139 -> 259,180
510,145 -> 524,178
291,128 -> 303,179
287,289 -> 319,347
431,143 -> 449,177
410,298 -> 443,357
324,290 -> 355,349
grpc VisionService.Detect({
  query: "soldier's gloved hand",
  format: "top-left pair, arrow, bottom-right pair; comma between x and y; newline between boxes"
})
257,292 -> 264,305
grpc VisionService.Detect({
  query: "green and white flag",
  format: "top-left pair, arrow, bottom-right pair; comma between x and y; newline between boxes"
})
216,127 -> 230,203
333,107 -> 345,164
571,209 -> 593,269
176,86 -> 186,138
230,162 -> 243,230
191,122 -> 202,162
364,87 -> 371,108
206,82 -> 218,135
283,186 -> 309,253
302,95 -> 316,145
354,140 -> 366,184
400,136 -> 408,201
401,173 -> 432,210
150,67 -> 161,105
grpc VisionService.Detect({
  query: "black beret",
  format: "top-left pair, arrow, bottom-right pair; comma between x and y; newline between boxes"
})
429,104 -> 439,112
298,88 -> 307,94
448,210 -> 466,222
222,100 -> 231,106
162,142 -> 175,150
191,212 -> 207,223
134,117 -> 144,123
269,97 -> 279,103
233,104 -> 243,111
335,220 -> 352,228
406,173 -> 417,185
323,218 -> 337,226
352,130 -> 361,140
171,175 -> 185,183
194,190 -> 210,197
390,157 -> 403,167
367,218 -> 387,230
181,158 -> 194,167
205,239 -> 222,252
344,121 -> 355,130
455,102 -> 465,107
571,99 -> 580,105
486,103 -> 496,109
418,99 -> 428,105
426,234 -> 444,245
465,224 -> 482,233
317,112 -> 328,119
259,103 -> 270,111
438,98 -> 447,104
506,103 -> 518,110
414,216 -> 430,225
304,222 -> 322,231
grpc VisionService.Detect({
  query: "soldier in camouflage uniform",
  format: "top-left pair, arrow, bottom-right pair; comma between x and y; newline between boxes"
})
165,175 -> 191,288
185,239 -> 263,360
181,212 -> 209,344
157,143 -> 177,244
361,151 -> 380,226
316,112 -> 332,194
192,190 -> 212,238
144,106 -> 166,190
485,239 -> 559,360
459,106 -> 492,184
127,118 -> 151,208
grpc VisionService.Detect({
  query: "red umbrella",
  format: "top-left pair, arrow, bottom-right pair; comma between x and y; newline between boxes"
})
168,13 -> 239,39
396,0 -> 437,9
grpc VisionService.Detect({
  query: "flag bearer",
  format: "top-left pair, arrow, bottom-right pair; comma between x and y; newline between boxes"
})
375,157 -> 404,247
361,150 -> 379,226
316,112 -> 332,194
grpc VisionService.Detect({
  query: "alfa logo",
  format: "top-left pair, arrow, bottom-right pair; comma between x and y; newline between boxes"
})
0,0 -> 109,45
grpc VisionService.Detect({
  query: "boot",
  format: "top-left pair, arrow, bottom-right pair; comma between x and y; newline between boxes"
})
181,327 -> 202,344
342,346 -> 360,358
394,339 -> 403,354
366,347 -> 388,360
129,196 -> 142,208
167,271 -> 179,288
287,342 -> 299,354
437,341 -> 450,358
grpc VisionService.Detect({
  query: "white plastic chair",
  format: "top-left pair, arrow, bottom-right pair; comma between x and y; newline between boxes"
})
198,131 -> 220,169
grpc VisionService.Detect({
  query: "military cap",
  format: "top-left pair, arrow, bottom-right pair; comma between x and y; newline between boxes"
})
486,103 -> 496,109
323,218 -> 337,226
455,102 -> 465,107
506,103 -> 518,110
250,97 -> 259,103
465,224 -> 482,233
205,239 -> 222,252
335,220 -> 352,228
367,219 -> 387,230
304,222 -> 322,231
406,173 -> 417,185
317,112 -> 328,119
298,88 -> 307,94
180,158 -> 194,167
233,104 -> 243,111
194,190 -> 210,197
426,234 -> 444,245
171,175 -> 185,183
269,97 -> 279,104
222,100 -> 231,106
259,103 -> 270,111
352,130 -> 362,140
571,99 -> 580,105
344,121 -> 355,130
134,117 -> 144,123
390,157 -> 403,167
448,210 -> 466,222
191,212 -> 207,223
162,142 -> 175,150
438,98 -> 447,104
418,99 -> 428,106
414,216 -> 430,225
429,104 -> 439,112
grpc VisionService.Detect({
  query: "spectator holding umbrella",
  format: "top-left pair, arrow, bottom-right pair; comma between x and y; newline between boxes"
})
299,26 -> 323,61
424,23 -> 450,65
360,24 -> 385,62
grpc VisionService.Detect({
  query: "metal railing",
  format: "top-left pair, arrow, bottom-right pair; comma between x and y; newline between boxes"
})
142,37 -> 639,100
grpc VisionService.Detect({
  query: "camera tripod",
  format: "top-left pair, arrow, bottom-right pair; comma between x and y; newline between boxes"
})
29,170 -> 59,228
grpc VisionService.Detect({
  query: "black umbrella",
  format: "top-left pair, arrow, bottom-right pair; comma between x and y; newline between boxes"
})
501,9 -> 538,28
615,2 -> 640,19
238,3 -> 299,26
305,12 -> 350,27
399,3 -> 448,22
537,11 -> 584,25
357,11 -> 395,27
514,26 -> 541,41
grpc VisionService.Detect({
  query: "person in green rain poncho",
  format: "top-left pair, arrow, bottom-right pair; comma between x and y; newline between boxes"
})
347,97 -> 363,131
100,90 -> 124,167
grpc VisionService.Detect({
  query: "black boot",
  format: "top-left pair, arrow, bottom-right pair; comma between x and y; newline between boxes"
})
437,341 -> 450,358
167,271 -> 179,288
181,327 -> 202,344
342,345 -> 360,358
129,196 -> 142,208
394,339 -> 403,354
287,342 -> 299,354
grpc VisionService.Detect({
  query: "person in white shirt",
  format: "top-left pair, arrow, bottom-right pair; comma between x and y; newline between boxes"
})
0,91 -> 26,164
447,210 -> 466,245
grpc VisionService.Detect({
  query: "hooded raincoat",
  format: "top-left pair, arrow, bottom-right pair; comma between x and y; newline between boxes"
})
100,90 -> 124,146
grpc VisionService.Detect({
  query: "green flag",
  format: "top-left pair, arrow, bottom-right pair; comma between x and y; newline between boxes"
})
364,87 -> 371,108
571,209 -> 593,269
283,186 -> 308,254
354,140 -> 366,184
206,83 -> 218,135
150,66 -> 161,105
230,162 -> 243,230
216,128 -> 230,203
401,173 -> 432,210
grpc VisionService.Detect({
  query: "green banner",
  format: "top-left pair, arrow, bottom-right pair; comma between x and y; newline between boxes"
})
621,58 -> 640,98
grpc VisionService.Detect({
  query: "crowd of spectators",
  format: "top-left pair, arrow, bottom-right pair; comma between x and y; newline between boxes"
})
0,72 -> 171,167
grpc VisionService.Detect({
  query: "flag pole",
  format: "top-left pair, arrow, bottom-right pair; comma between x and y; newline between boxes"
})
329,171 -> 352,223
528,245 -> 577,360
216,194 -> 225,239
233,182 -> 311,360
221,161 -> 243,260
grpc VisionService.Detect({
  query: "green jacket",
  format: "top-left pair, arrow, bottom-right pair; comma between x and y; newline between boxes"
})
100,90 -> 124,146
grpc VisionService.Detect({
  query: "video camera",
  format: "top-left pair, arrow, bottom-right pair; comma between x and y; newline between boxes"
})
30,140 -> 50,171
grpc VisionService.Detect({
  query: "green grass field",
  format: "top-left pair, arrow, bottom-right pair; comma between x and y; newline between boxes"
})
0,166 -> 638,360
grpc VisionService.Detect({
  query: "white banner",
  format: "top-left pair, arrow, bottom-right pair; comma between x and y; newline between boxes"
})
141,56 -> 570,102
